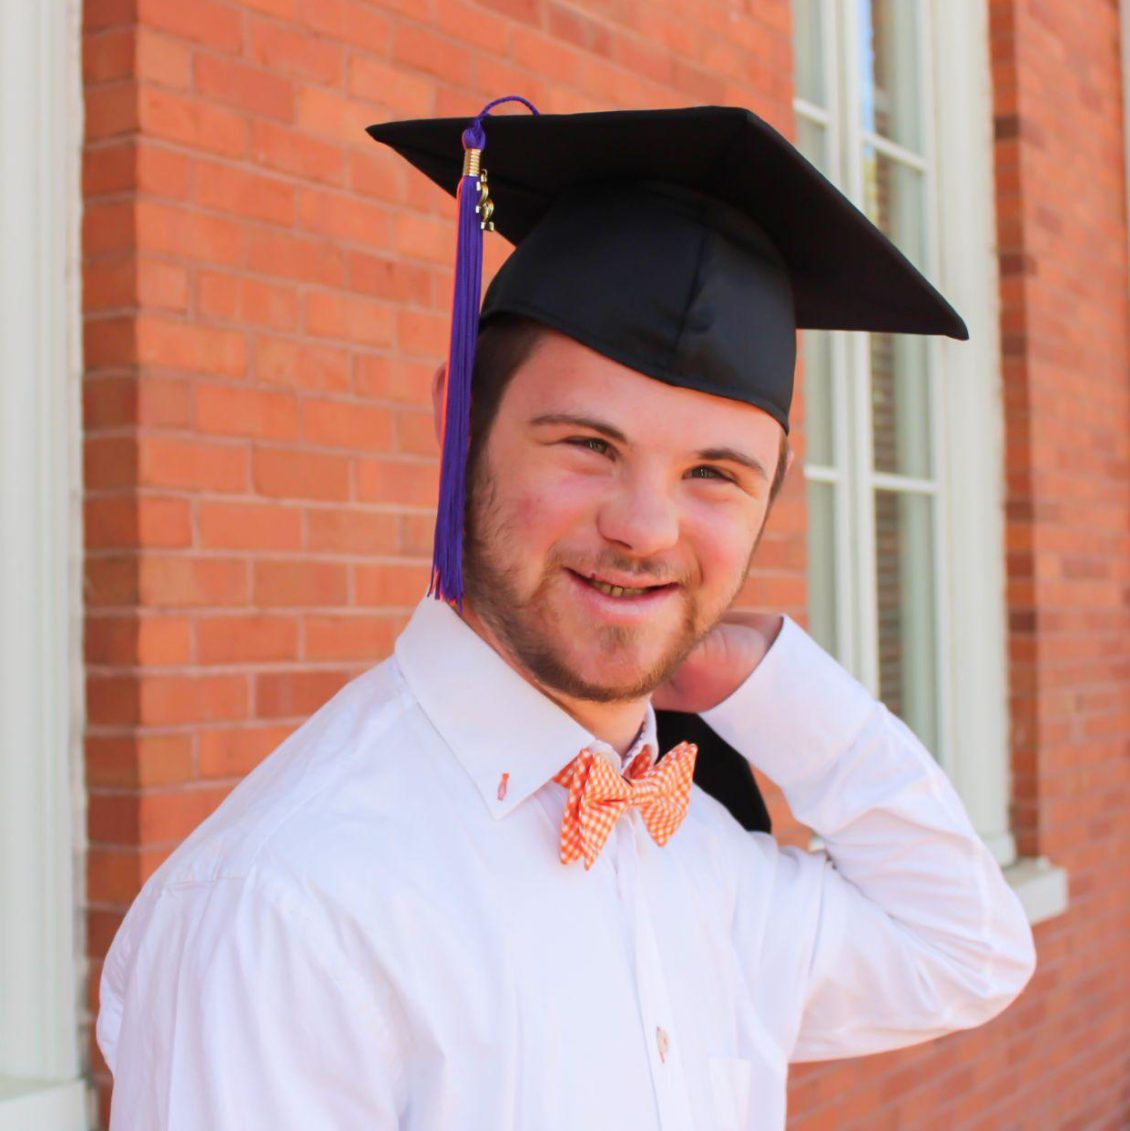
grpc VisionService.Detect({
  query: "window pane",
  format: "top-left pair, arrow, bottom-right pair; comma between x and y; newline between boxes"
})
792,0 -> 826,107
870,332 -> 931,477
802,330 -> 835,466
859,0 -> 922,151
806,480 -> 839,655
796,114 -> 830,177
863,147 -> 926,269
874,489 -> 938,751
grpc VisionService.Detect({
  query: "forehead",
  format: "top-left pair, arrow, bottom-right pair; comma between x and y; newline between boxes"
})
501,329 -> 782,450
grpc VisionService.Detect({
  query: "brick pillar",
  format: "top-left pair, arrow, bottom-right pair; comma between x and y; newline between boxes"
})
80,3 -> 799,1124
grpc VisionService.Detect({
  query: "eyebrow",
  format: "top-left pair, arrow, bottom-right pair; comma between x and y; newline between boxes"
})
528,412 -> 770,482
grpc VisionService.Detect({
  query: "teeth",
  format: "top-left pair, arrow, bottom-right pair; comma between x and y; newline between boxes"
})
589,578 -> 652,597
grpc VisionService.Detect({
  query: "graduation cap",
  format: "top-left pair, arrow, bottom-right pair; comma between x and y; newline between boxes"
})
368,97 -> 967,610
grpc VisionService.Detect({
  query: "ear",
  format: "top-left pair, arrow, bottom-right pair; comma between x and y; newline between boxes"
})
431,362 -> 447,445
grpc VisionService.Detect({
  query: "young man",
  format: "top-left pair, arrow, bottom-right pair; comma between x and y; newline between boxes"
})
97,105 -> 1036,1130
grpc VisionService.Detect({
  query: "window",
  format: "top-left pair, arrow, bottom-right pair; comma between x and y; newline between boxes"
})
791,0 -> 1018,865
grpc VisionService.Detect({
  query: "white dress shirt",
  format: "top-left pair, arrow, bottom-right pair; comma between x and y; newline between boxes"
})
97,597 -> 1037,1130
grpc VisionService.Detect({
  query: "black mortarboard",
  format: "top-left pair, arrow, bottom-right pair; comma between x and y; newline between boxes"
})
368,100 -> 967,608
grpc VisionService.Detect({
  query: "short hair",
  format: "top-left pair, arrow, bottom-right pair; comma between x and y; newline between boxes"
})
465,314 -> 790,501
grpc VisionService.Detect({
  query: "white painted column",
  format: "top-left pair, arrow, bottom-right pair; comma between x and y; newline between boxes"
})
0,0 -> 89,1127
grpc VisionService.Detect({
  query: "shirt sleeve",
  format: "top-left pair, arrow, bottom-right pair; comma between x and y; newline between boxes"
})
99,870 -> 405,1130
701,616 -> 1038,1062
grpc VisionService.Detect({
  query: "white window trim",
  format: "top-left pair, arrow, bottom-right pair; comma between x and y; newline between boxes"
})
0,1 -> 91,1128
795,0 -> 1066,922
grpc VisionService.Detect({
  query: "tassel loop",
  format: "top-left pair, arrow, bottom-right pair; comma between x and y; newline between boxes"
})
429,95 -> 539,610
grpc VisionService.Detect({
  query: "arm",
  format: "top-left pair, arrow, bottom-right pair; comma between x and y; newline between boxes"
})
695,616 -> 1037,1061
99,872 -> 404,1130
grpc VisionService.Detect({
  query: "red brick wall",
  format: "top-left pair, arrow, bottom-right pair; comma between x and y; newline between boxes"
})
80,1 -> 1129,1128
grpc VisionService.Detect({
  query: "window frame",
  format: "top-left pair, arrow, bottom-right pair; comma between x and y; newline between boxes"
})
794,0 -> 1015,864
0,1 -> 89,1127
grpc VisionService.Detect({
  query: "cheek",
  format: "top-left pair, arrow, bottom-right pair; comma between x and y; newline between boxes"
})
511,470 -> 604,539
684,504 -> 764,579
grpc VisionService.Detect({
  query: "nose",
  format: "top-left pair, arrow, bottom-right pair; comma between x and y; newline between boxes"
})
595,470 -> 680,557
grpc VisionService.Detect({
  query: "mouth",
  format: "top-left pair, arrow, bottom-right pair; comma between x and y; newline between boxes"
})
566,569 -> 678,601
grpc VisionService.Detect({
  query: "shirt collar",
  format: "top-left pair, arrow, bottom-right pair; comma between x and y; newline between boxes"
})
394,597 -> 658,820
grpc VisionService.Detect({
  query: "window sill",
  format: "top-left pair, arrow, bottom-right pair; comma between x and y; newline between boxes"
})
0,1077 -> 88,1131
1003,856 -> 1069,926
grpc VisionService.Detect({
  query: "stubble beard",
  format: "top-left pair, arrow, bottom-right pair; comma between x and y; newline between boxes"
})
461,460 -> 745,704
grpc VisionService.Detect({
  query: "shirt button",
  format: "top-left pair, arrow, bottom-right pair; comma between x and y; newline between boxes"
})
656,1026 -> 669,1064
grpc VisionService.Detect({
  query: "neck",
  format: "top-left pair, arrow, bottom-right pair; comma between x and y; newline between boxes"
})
459,599 -> 649,757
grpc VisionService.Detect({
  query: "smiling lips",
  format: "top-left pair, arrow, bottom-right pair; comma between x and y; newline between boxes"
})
569,569 -> 677,600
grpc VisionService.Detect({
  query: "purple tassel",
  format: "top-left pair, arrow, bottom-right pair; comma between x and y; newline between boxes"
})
429,96 -> 538,611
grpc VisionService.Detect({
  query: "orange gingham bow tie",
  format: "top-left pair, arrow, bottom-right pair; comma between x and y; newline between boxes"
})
553,741 -> 698,869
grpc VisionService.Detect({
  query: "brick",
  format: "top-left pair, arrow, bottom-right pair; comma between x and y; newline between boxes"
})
297,188 -> 391,249
396,309 -> 448,356
196,161 -> 296,226
136,201 -> 245,265
306,507 -> 399,554
255,669 -> 351,718
83,142 -> 135,197
84,557 -> 140,608
138,555 -> 249,607
194,54 -> 295,122
353,561 -> 430,607
199,500 -> 303,550
392,23 -> 473,85
301,398 -> 394,450
252,446 -> 350,500
295,85 -> 374,147
138,673 -> 249,725
348,56 -> 435,116
85,82 -> 140,141
253,336 -> 350,392
84,257 -> 136,312
247,18 -> 343,85
398,511 -> 435,556
294,0 -> 390,53
347,251 -> 432,305
137,435 -> 247,491
304,290 -> 395,348
84,200 -> 136,257
84,435 -> 138,490
135,315 -> 246,376
138,88 -> 247,158
247,230 -> 344,286
393,408 -> 438,456
85,613 -> 192,665
354,355 -> 434,405
304,613 -> 401,661
355,456 -> 437,507
135,0 -> 243,52
250,120 -> 345,186
197,614 -> 300,663
347,150 -> 408,204
83,28 -> 135,84
86,675 -> 141,726
252,559 -> 348,606
85,494 -> 192,548
137,259 -> 190,310
83,0 -> 138,32
433,0 -> 513,52
240,277 -> 300,330
195,383 -> 300,440
135,28 -> 193,88
199,723 -> 294,777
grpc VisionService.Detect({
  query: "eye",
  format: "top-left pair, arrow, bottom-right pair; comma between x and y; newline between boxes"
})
567,436 -> 613,456
688,465 -> 734,482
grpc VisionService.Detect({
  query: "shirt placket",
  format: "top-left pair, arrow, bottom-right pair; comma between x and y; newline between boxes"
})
616,810 -> 696,1131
